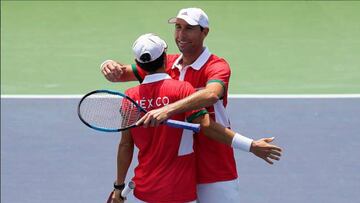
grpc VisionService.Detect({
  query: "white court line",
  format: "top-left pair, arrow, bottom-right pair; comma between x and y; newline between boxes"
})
229,94 -> 360,99
1,94 -> 360,99
1,95 -> 83,99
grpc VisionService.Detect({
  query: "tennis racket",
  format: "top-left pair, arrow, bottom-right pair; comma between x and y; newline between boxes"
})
78,90 -> 200,132
121,181 -> 135,198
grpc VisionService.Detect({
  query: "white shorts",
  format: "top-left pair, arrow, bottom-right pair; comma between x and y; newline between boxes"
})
197,179 -> 240,203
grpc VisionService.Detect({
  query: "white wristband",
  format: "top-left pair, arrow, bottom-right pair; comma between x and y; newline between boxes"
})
231,133 -> 253,152
100,59 -> 114,70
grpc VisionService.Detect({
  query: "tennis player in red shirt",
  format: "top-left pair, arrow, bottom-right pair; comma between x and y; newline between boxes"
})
112,33 -> 205,203
104,8 -> 282,203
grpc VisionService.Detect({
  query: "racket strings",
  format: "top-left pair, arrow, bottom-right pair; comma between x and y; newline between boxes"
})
79,93 -> 141,130
119,99 -> 140,128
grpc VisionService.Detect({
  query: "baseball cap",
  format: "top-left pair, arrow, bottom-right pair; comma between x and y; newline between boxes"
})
132,33 -> 167,63
168,8 -> 209,28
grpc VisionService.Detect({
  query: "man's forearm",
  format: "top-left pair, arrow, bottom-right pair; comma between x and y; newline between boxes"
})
101,60 -> 138,82
167,88 -> 219,117
194,114 -> 253,152
116,144 -> 133,184
197,114 -> 235,145
116,140 -> 134,184
118,64 -> 138,82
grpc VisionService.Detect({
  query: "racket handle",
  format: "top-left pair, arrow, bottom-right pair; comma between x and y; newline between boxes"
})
106,191 -> 114,203
121,181 -> 136,198
165,119 -> 201,133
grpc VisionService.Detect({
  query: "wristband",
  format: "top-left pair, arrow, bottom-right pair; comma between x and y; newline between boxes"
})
231,133 -> 253,152
113,182 -> 125,190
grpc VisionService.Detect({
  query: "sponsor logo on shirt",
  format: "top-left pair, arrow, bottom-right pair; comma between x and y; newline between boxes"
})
136,96 -> 170,110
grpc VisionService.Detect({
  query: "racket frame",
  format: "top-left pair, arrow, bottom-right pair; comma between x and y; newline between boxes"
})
78,90 -> 200,132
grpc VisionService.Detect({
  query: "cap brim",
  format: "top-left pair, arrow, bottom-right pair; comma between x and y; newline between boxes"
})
168,16 -> 198,26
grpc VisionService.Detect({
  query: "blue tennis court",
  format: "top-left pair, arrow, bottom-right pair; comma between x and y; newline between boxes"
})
1,97 -> 359,203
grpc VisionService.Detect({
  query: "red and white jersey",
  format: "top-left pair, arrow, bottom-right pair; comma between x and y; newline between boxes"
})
133,48 -> 238,184
126,73 -> 207,202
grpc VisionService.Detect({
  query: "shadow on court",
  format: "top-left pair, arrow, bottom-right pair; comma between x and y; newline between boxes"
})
1,98 -> 359,203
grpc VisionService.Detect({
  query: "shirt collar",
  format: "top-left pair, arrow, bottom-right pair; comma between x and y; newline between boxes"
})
172,47 -> 211,71
142,73 -> 172,84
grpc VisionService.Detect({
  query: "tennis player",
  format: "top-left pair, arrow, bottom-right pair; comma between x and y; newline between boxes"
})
112,33 -> 206,203
104,8 -> 282,203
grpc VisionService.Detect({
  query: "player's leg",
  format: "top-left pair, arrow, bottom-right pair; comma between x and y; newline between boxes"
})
197,179 -> 240,203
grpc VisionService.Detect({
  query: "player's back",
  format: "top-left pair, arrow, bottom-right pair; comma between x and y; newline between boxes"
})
125,77 -> 199,202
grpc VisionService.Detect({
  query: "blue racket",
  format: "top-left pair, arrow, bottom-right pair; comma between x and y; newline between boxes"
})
78,90 -> 200,133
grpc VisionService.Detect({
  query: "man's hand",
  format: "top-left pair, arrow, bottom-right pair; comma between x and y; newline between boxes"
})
101,60 -> 127,82
136,105 -> 172,127
111,189 -> 124,203
250,137 -> 282,164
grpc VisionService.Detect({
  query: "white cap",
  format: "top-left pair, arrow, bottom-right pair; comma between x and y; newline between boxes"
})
168,8 -> 209,28
132,33 -> 167,63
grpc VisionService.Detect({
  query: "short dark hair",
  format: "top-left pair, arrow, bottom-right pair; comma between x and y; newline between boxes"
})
136,52 -> 166,73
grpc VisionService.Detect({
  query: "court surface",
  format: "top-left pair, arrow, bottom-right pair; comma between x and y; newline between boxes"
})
2,1 -> 360,94
1,97 -> 359,203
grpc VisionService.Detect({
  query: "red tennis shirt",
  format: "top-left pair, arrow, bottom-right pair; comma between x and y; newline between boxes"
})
133,48 -> 238,184
126,73 -> 207,202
